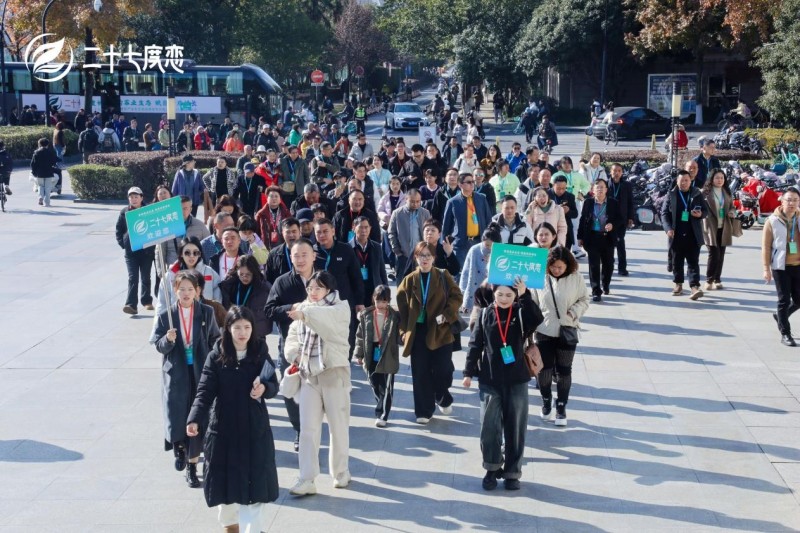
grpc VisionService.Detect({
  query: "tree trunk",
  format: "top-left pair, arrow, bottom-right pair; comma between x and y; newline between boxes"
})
84,27 -> 95,117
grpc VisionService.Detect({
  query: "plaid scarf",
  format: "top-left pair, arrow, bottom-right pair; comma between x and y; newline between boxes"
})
298,292 -> 338,377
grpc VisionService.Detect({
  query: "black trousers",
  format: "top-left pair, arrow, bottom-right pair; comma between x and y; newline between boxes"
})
356,120 -> 366,135
410,323 -> 454,418
706,228 -> 726,283
124,251 -> 153,308
368,371 -> 395,421
586,231 -> 615,295
536,333 -> 576,405
773,265 -> 800,335
348,305 -> 358,361
671,233 -> 701,287
616,225 -> 628,272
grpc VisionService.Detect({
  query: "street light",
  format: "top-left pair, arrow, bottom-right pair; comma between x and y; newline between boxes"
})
167,85 -> 176,156
670,81 -> 682,172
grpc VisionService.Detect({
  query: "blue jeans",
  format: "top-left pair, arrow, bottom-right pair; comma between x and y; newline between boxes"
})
479,381 -> 529,478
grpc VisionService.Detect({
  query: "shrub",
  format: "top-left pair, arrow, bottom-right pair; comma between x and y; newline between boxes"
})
163,150 -> 241,183
87,151 -> 168,198
0,126 -> 78,159
595,148 -> 767,167
69,164 -> 132,200
744,127 -> 800,153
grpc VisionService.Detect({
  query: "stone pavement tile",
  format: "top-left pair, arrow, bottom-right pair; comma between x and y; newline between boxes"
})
36,474 -> 137,501
64,456 -> 152,479
713,500 -> 800,531
0,527 -> 90,533
97,499 -> 196,525
749,427 -> 800,463
91,526 -> 177,533
120,473 -> 203,501
8,500 -> 113,527
648,371 -> 717,384
716,380 -> 793,397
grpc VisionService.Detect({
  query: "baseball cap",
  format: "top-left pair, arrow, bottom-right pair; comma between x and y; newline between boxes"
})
127,186 -> 143,196
243,163 -> 256,172
296,208 -> 313,223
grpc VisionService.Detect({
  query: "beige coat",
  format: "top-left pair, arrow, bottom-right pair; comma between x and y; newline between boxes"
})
526,200 -> 568,247
702,187 -> 735,247
284,293 -> 352,370
530,272 -> 591,338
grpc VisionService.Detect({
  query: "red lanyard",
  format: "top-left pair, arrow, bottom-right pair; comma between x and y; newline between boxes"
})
179,304 -> 194,345
355,245 -> 369,266
494,305 -> 512,346
373,309 -> 385,343
223,254 -> 236,275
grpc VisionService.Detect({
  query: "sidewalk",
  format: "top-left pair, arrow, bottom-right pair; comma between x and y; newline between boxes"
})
1,167 -> 800,531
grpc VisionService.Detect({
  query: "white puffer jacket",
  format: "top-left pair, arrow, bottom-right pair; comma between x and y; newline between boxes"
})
530,272 -> 590,338
285,291 -> 352,370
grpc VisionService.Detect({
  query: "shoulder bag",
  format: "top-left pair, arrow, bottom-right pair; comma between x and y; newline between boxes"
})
518,307 -> 543,377
547,275 -> 579,346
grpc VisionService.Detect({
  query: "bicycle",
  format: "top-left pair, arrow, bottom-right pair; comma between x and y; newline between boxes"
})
773,141 -> 800,171
0,183 -> 8,212
604,124 -> 618,146
718,112 -> 754,133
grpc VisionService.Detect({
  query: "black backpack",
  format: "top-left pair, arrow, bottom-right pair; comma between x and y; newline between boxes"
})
101,133 -> 115,152
82,129 -> 99,152
0,150 -> 12,174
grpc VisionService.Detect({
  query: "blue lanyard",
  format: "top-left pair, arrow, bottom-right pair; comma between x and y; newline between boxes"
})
420,272 -> 431,307
593,201 -> 607,220
610,180 -> 620,199
679,190 -> 690,210
287,159 -> 295,177
320,247 -> 331,271
245,177 -> 253,194
236,282 -> 252,306
284,246 -> 293,271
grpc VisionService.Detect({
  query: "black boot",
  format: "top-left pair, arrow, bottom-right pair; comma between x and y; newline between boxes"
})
174,444 -> 186,472
185,462 -> 201,488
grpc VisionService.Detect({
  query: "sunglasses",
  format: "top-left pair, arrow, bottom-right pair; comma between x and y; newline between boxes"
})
183,250 -> 201,257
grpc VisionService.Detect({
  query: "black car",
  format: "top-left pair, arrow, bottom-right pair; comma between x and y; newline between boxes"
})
594,107 -> 671,140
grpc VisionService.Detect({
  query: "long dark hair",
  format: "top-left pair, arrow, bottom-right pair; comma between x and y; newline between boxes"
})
702,169 -> 731,196
178,236 -> 204,269
218,306 -> 260,366
225,254 -> 263,283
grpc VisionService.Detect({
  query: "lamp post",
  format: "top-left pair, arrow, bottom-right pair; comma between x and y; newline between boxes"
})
167,85 -> 176,156
83,0 -> 103,118
670,81 -> 682,174
41,0 -> 58,125
1,0 -> 9,125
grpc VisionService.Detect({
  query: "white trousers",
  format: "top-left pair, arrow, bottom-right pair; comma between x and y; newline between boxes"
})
218,502 -> 265,533
298,365 -> 351,482
572,199 -> 583,249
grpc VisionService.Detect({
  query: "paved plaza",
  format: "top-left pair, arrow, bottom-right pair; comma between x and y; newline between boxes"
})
2,165 -> 800,532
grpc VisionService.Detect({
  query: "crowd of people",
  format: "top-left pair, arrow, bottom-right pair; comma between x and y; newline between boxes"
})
105,103 -> 800,529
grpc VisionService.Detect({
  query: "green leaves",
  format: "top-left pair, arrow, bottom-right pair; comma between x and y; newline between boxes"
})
755,0 -> 800,125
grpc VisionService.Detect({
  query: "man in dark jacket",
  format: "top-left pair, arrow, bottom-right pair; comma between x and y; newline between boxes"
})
332,190 -> 381,243
692,139 -> 721,189
608,163 -> 635,276
78,126 -> 99,163
661,170 -> 707,300
313,219 -> 365,359
549,176 -> 578,250
350,216 -> 389,307
30,138 -> 59,206
265,218 -> 301,284
114,187 -> 155,314
0,141 -> 13,195
122,118 -> 141,151
176,123 -> 193,153
400,144 -> 434,192
431,168 -> 461,223
73,108 -> 87,132
233,163 -> 267,217
442,173 -> 493,268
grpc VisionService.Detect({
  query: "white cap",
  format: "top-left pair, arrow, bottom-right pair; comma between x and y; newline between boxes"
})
127,186 -> 143,196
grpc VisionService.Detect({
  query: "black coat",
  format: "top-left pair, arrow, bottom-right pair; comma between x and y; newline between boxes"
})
401,243 -> 459,280
233,175 -> 266,217
187,340 -> 279,507
608,179 -> 635,223
115,205 -> 156,257
577,196 -> 624,245
349,238 -> 389,306
265,243 -> 292,284
465,292 -> 543,386
430,187 -> 460,223
333,207 -> 381,243
219,279 -> 273,339
313,241 -> 364,307
549,189 -> 578,249
661,186 -> 707,245
264,271 -> 308,338
154,302 -> 221,447
30,146 -> 58,178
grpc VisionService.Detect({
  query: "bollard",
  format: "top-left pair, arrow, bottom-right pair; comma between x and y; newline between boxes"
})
651,134 -> 657,151
496,136 -> 500,148
583,134 -> 590,158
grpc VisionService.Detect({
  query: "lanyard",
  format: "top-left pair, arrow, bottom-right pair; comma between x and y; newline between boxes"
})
287,158 -> 295,177
320,247 -> 331,271
355,245 -> 369,266
610,180 -> 620,199
284,246 -> 293,271
179,304 -> 193,345
236,282 -> 252,306
420,272 -> 431,307
679,190 -> 690,210
222,254 -> 236,275
466,196 -> 475,214
494,305 -> 512,347
715,190 -> 725,209
270,208 -> 280,227
373,309 -> 385,343
791,216 -> 797,243
593,201 -> 607,220
245,177 -> 253,194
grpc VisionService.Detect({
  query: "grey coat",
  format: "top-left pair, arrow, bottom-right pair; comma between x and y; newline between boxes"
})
354,305 -> 400,375
154,302 -> 220,448
388,206 -> 431,258
280,155 -> 310,195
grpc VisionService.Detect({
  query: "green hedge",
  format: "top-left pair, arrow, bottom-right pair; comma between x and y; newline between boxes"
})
87,151 -> 168,198
163,150 -> 241,182
0,126 -> 78,160
69,164 -> 132,200
594,148 -> 768,166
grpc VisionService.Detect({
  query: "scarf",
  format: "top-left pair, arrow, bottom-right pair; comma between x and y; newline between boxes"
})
298,292 -> 338,377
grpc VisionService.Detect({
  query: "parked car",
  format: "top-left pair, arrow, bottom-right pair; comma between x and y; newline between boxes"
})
593,107 -> 671,140
385,103 -> 430,130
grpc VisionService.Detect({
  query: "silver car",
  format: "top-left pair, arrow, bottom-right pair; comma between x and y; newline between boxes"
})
385,102 -> 429,130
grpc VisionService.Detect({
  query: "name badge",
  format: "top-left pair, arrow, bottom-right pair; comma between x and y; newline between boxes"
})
681,211 -> 689,222
790,242 -> 798,254
185,346 -> 194,365
593,220 -> 601,231
361,266 -> 369,280
500,345 -> 515,365
472,213 -> 478,224
718,209 -> 724,219
347,230 -> 355,242
373,345 -> 381,362
512,234 -> 526,243
417,309 -> 426,323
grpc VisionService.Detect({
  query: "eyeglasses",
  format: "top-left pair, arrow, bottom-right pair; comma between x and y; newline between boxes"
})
306,285 -> 326,293
461,181 -> 475,185
183,251 -> 201,257
416,254 -> 433,260
474,174 -> 485,177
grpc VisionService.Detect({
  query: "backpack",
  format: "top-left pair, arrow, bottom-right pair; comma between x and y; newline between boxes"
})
101,133 -> 115,152
0,150 -> 12,174
82,129 -> 99,152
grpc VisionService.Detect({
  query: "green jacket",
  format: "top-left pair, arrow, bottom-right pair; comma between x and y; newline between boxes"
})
552,171 -> 590,199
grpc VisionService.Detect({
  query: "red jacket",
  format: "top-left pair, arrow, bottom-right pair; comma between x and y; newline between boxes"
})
255,160 -> 282,188
255,202 -> 291,247
194,131 -> 212,150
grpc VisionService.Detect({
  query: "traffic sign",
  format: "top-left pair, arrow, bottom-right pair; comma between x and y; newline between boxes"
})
310,70 -> 324,86
354,65 -> 365,77
125,196 -> 186,251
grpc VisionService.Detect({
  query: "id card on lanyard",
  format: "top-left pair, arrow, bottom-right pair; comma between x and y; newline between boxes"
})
679,191 -> 690,222
180,305 -> 194,365
495,305 -> 515,364
417,273 -> 430,323
790,216 -> 798,254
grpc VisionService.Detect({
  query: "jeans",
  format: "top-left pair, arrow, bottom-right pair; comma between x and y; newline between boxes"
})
54,145 -> 64,159
671,233 -> 701,287
706,228 -> 726,283
586,231 -> 615,295
36,177 -> 55,206
479,381 -> 529,478
494,107 -> 503,123
124,251 -> 154,308
410,322 -> 454,418
773,265 -> 800,335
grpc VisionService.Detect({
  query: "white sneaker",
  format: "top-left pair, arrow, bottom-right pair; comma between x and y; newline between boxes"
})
573,249 -> 587,259
375,418 -> 387,428
438,404 -> 453,416
289,479 -> 317,496
415,417 -> 430,424
333,471 -> 351,489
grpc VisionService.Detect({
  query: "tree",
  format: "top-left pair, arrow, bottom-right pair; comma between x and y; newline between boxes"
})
377,0 -> 469,64
515,0 -> 636,105
331,0 -> 394,82
755,0 -> 800,125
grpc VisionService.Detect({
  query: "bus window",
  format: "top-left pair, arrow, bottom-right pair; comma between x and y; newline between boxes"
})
11,69 -> 33,91
58,71 -> 82,94
163,72 -> 194,96
124,72 -> 159,96
197,70 -> 243,96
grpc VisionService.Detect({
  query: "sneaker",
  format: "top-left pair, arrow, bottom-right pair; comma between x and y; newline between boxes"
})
143,303 -> 155,311
333,471 -> 351,489
592,294 -> 601,302
415,417 -> 430,425
438,404 -> 453,416
293,432 -> 300,452
689,287 -> 704,301
541,397 -> 554,421
482,470 -> 500,491
123,305 -> 138,315
554,403 -> 567,427
671,283 -> 683,296
504,478 -> 521,490
573,250 -> 587,259
704,282 -> 714,291
781,334 -> 797,347
38,197 -> 43,206
375,418 -> 387,428
4,187 -> 11,196
714,282 -> 724,290
289,479 -> 317,496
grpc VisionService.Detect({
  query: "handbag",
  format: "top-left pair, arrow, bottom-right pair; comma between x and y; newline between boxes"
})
439,269 -> 468,334
279,365 -> 301,399
547,275 -> 579,346
731,217 -> 743,238
518,308 -> 543,377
